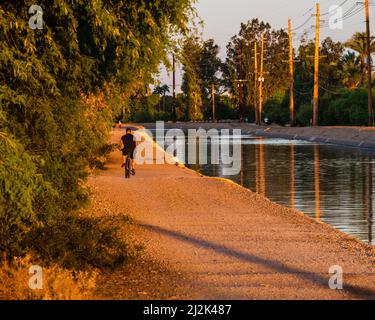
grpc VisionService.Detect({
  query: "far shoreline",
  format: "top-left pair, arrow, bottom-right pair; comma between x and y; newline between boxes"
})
141,122 -> 375,152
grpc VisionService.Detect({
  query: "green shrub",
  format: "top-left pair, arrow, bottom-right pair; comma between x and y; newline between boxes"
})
0,133 -> 133,268
263,92 -> 289,125
323,88 -> 370,126
0,134 -> 56,257
216,98 -> 237,120
27,213 -> 138,270
134,109 -> 153,123
296,104 -> 313,126
0,0 -> 198,268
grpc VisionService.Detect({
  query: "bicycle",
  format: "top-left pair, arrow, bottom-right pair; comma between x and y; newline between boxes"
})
124,152 -> 131,179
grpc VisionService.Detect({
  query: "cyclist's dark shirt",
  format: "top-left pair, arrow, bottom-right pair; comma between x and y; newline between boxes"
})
121,133 -> 136,152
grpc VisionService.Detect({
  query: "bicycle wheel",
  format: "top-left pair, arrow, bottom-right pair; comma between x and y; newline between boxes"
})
124,156 -> 131,179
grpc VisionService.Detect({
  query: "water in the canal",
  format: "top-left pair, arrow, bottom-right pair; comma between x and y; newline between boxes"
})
185,136 -> 375,245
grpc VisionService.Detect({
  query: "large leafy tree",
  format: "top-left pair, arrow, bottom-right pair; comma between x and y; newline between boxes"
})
320,37 -> 345,89
345,32 -> 375,85
180,37 -> 222,120
340,52 -> 361,89
0,0 -> 196,257
198,39 -> 222,117
294,37 -> 345,111
181,37 -> 204,121
223,19 -> 289,121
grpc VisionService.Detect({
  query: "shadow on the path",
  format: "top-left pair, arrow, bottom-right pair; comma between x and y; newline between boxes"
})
139,223 -> 375,299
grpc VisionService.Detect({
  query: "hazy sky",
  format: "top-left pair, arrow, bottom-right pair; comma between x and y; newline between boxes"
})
160,0 -> 374,90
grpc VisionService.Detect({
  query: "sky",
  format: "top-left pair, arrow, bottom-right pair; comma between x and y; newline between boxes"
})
159,0 -> 375,91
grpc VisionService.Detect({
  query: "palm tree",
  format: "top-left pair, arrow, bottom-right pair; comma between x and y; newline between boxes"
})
153,84 -> 170,111
345,32 -> 375,85
341,52 -> 361,89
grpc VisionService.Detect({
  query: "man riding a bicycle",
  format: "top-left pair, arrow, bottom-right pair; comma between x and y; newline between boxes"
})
120,128 -> 136,175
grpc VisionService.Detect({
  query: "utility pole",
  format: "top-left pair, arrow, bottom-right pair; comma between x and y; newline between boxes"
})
365,0 -> 374,126
288,18 -> 295,127
212,83 -> 216,122
238,42 -> 244,121
172,53 -> 176,122
313,3 -> 320,127
254,42 -> 259,125
259,33 -> 265,123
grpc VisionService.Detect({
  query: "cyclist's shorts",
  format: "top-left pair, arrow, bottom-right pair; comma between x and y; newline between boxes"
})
122,148 -> 135,159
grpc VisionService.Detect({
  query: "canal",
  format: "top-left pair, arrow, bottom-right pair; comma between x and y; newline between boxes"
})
184,136 -> 375,245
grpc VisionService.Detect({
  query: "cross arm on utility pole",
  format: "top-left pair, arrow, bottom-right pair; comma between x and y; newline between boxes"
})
306,55 -> 327,59
356,36 -> 375,39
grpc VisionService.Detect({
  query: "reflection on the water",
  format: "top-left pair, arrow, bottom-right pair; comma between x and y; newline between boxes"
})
255,142 -> 259,193
364,162 -> 373,243
259,143 -> 266,196
290,143 -> 295,209
314,145 -> 321,221
187,137 -> 375,245
253,141 -> 266,195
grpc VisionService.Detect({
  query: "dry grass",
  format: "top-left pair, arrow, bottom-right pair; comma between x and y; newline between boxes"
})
0,255 -> 98,300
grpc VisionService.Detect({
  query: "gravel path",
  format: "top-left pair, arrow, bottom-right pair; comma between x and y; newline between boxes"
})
93,128 -> 375,300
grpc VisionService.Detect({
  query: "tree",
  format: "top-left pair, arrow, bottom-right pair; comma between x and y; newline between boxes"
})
197,39 -> 222,117
0,0 -> 196,258
345,32 -> 375,85
320,37 -> 345,89
223,19 -> 289,121
294,37 -> 346,121
181,37 -> 204,121
340,52 -> 361,89
153,84 -> 170,111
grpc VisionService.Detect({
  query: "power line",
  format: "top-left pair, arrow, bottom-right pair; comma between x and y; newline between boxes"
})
320,0 -> 350,16
294,87 -> 312,95
320,4 -> 362,28
320,1 -> 375,28
319,85 -> 346,95
292,15 -> 314,32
